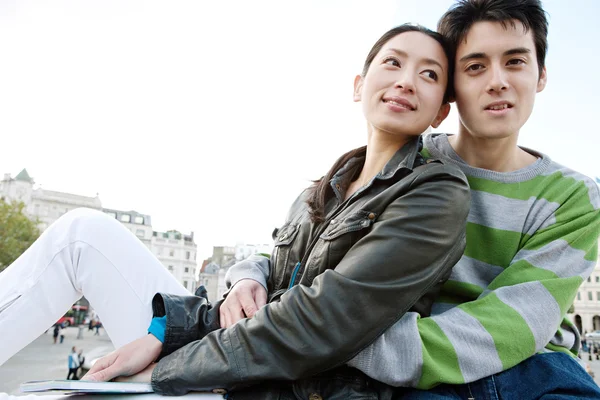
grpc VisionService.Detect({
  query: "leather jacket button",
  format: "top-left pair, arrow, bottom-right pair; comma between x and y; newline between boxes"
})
212,388 -> 227,394
309,394 -> 323,400
368,212 -> 376,220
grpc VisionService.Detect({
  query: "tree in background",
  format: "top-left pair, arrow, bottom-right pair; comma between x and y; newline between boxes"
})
0,199 -> 40,272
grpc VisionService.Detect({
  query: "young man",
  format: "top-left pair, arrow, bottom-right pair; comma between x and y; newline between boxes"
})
221,0 -> 600,397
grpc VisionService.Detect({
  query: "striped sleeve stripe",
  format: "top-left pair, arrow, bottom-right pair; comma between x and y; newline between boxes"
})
442,280 -> 484,300
512,239 -> 595,279
549,325 -> 577,351
542,163 -> 600,209
429,307 -> 503,383
460,292 -> 536,370
449,255 -> 504,289
347,313 -> 423,387
417,317 -> 463,388
495,282 -> 562,351
431,302 -> 458,315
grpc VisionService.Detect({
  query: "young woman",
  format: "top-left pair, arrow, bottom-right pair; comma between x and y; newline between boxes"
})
0,25 -> 469,399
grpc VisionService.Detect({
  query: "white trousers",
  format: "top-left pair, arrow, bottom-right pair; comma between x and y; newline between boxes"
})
0,207 -> 190,366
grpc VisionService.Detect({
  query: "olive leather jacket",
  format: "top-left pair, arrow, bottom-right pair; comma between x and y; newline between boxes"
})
150,137 -> 470,398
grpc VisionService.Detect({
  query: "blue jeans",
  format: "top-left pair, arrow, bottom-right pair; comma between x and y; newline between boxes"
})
398,352 -> 600,399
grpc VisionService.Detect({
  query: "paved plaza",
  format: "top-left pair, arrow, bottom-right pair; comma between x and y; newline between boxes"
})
0,326 -> 114,396
2,327 -> 600,396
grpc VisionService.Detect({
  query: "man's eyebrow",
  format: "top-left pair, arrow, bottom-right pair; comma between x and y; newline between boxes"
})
504,47 -> 531,56
386,48 -> 445,71
459,47 -> 532,62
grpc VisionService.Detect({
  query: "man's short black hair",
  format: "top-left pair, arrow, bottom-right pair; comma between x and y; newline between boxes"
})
438,0 -> 549,79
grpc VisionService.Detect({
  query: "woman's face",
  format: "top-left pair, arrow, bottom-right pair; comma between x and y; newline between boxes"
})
354,31 -> 450,137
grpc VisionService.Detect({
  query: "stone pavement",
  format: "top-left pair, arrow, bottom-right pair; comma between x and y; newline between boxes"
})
0,326 -> 114,395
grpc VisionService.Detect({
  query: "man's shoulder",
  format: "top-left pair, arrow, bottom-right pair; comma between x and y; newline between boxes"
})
540,159 -> 600,210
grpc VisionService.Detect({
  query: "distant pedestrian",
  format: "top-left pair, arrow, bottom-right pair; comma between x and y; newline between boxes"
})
59,324 -> 65,343
94,321 -> 101,336
66,346 -> 80,380
88,319 -> 94,331
77,349 -> 85,377
52,324 -> 59,344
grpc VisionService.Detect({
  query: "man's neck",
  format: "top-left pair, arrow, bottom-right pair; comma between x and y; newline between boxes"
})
448,127 -> 538,172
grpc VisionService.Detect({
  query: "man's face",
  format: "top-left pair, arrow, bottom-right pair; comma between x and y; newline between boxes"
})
453,20 -> 547,139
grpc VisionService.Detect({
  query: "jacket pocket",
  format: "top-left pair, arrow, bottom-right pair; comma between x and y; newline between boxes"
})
319,210 -> 376,241
301,211 -> 376,285
271,223 -> 301,290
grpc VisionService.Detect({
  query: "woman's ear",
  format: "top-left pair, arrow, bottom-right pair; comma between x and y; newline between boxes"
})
431,103 -> 450,128
353,75 -> 363,102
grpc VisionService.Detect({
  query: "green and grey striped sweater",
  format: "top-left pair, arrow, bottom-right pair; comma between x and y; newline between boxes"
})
347,133 -> 600,388
226,132 -> 600,388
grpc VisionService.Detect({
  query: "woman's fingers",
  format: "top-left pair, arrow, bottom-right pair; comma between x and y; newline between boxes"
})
84,362 -> 124,382
81,352 -> 117,380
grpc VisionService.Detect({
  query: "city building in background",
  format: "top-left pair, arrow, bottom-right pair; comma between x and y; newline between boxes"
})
102,208 -> 153,248
1,169 -> 101,230
570,242 -> 600,335
151,229 -> 198,293
1,168 -> 199,293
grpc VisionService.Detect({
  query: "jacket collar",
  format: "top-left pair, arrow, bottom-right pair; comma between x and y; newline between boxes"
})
329,136 -> 422,201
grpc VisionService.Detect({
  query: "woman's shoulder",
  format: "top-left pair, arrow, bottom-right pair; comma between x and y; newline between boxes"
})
412,156 -> 469,186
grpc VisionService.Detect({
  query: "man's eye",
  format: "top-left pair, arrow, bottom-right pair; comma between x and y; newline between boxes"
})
507,58 -> 525,66
422,70 -> 438,81
466,64 -> 484,72
383,57 -> 400,67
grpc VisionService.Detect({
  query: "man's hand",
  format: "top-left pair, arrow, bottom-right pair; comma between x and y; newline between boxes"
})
220,279 -> 267,328
81,334 -> 162,382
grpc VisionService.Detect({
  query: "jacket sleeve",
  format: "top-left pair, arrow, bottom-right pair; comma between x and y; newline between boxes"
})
347,182 -> 600,389
150,255 -> 272,358
150,164 -> 470,395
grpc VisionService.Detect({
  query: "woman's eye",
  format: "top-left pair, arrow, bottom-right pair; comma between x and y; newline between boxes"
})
422,70 -> 438,81
383,57 -> 400,67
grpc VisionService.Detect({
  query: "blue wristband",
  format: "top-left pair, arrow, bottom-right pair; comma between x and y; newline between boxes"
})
148,316 -> 167,343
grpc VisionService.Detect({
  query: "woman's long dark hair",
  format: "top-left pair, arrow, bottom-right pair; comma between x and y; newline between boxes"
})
306,24 -> 452,223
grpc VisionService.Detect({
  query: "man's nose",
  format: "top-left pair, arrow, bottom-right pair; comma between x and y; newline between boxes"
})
487,65 -> 509,93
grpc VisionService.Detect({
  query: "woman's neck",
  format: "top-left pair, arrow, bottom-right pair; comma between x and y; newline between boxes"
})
448,126 -> 537,172
344,127 -> 412,200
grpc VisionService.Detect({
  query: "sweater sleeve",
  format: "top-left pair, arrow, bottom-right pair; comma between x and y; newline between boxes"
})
348,182 -> 600,389
223,254 -> 270,296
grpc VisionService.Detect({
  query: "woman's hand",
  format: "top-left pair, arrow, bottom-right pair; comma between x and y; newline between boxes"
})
220,279 -> 267,328
114,363 -> 157,383
81,334 -> 162,382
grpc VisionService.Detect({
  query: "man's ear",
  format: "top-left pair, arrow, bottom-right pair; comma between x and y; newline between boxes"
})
353,75 -> 363,102
431,103 -> 450,128
537,67 -> 547,93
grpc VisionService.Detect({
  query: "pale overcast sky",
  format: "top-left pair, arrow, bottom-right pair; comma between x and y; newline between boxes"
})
0,0 -> 598,261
